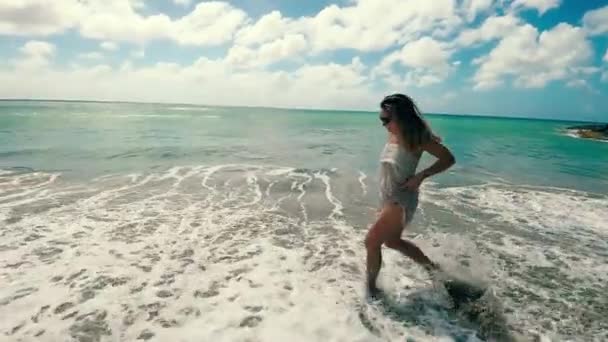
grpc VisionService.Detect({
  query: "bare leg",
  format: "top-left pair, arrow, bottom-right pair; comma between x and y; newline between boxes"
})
365,242 -> 382,296
365,203 -> 404,297
384,238 -> 439,273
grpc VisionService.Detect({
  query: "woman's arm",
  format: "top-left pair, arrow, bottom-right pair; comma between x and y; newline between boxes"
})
403,140 -> 455,190
418,139 -> 455,179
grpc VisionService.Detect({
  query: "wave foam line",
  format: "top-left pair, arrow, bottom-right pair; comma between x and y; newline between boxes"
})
241,173 -> 263,207
294,172 -> 313,223
0,173 -> 61,206
358,170 -> 368,195
314,170 -> 343,221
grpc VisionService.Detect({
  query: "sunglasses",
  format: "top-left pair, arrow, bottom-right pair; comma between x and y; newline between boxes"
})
380,116 -> 392,126
380,102 -> 394,126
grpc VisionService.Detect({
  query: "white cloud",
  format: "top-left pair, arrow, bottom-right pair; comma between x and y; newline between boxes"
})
473,23 -> 593,90
235,11 -> 297,47
233,0 -> 462,55
132,48 -> 145,59
0,0 -> 464,53
11,40 -> 56,69
258,34 -> 307,61
398,38 -> 451,70
173,0 -> 192,7
3,0 -> 605,110
100,41 -> 118,51
294,57 -> 367,90
0,55 -> 376,110
79,1 -> 249,46
0,0 -> 82,36
228,1 -> 464,67
375,37 -> 452,87
78,52 -> 104,60
77,1 -> 172,44
571,66 -> 600,75
583,5 -> 608,36
565,79 -> 599,94
1,1 -> 248,46
20,40 -> 55,57
456,14 -> 521,46
227,34 -> 308,69
171,2 -> 248,45
461,0 -> 494,22
308,0 -> 461,52
510,0 -> 561,15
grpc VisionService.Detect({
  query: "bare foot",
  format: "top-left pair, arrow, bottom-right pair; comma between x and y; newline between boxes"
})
366,284 -> 383,300
424,261 -> 441,274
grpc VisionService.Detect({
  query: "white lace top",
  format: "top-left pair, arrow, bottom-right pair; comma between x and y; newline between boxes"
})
378,142 -> 421,224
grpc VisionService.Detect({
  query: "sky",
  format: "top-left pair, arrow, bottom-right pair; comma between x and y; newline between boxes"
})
1,0 -> 608,121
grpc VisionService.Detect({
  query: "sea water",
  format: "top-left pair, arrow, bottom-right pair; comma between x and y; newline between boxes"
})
1,100 -> 607,341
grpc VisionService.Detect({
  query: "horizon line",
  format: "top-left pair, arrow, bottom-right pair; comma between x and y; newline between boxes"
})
0,98 -> 603,124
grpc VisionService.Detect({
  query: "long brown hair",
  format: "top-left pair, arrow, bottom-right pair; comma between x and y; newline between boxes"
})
380,93 -> 439,151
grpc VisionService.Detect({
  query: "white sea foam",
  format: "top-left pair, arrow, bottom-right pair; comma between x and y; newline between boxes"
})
0,172 -> 61,208
562,129 -> 608,143
10,112 -> 39,117
421,182 -> 608,339
76,113 -> 186,120
168,106 -> 210,112
314,170 -> 344,221
1,167 -> 606,341
265,167 -> 295,176
358,170 -> 367,195
0,166 -> 389,341
424,183 -> 608,237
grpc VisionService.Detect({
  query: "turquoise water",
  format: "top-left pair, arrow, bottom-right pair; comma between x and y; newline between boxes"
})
1,100 -> 606,193
1,100 -> 607,341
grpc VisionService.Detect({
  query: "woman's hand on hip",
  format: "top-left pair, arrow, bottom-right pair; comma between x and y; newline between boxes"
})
402,173 -> 424,191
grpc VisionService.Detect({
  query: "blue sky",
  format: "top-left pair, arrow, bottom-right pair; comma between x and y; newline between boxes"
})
1,0 -> 607,121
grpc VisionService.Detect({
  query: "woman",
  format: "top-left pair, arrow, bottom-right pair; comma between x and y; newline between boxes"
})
366,93 -> 455,297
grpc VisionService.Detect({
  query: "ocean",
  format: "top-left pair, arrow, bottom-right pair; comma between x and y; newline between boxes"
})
1,100 -> 607,341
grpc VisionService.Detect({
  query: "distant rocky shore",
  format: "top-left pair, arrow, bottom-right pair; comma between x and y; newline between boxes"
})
566,123 -> 608,141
